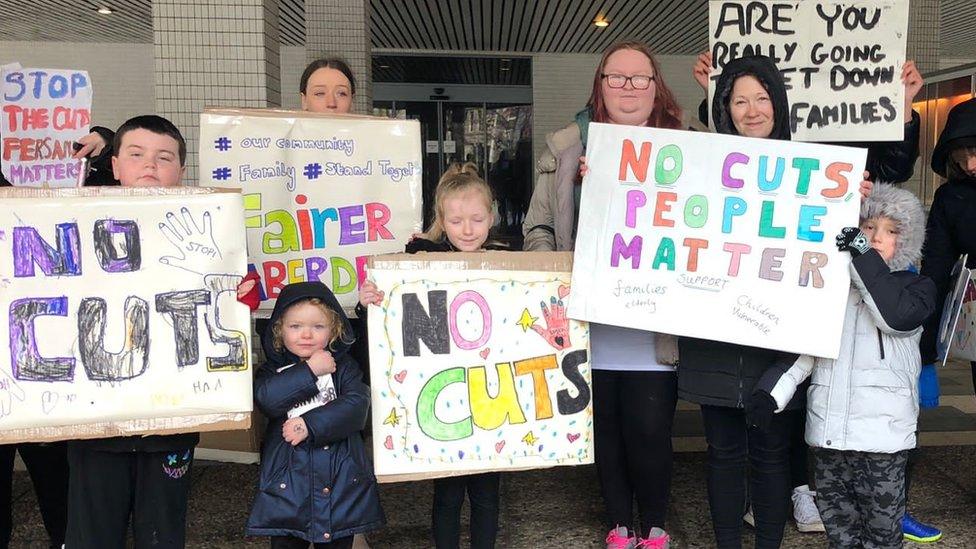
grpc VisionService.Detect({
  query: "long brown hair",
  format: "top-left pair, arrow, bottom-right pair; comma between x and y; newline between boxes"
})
426,162 -> 494,242
588,41 -> 683,129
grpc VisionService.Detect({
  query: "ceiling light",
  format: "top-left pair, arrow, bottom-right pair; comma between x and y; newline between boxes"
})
97,6 -> 113,14
594,18 -> 609,27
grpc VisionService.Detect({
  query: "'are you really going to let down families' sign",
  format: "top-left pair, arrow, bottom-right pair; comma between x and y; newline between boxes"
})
367,252 -> 592,482
0,188 -> 253,443
709,0 -> 909,141
1,65 -> 93,187
199,109 -> 423,314
569,124 -> 865,359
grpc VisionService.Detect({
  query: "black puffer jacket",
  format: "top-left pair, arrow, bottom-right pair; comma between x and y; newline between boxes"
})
680,56 -> 800,409
248,282 -> 384,540
919,97 -> 976,364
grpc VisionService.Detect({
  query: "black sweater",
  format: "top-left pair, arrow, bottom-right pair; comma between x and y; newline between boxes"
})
919,178 -> 976,364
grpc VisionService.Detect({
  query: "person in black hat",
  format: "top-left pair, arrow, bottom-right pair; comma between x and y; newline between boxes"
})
920,96 -> 976,386
907,96 -> 976,545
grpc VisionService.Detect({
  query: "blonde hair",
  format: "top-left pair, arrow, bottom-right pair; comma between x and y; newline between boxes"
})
425,162 -> 494,242
272,298 -> 346,353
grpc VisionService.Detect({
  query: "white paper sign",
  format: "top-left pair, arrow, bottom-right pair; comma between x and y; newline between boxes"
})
569,123 -> 865,359
0,188 -> 253,442
709,0 -> 908,142
199,109 -> 423,314
367,253 -> 593,481
1,66 -> 92,186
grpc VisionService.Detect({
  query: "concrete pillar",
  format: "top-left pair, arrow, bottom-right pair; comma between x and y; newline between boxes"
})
305,0 -> 372,113
153,0 -> 281,183
907,0 -> 940,73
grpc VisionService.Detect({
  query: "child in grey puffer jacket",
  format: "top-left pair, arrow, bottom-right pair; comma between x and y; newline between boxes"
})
751,184 -> 937,549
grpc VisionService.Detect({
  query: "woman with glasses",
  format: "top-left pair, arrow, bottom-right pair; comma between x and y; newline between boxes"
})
523,40 -> 703,549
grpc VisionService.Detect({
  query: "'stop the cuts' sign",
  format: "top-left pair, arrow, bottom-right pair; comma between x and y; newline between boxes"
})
708,0 -> 909,142
569,123 -> 865,359
1,66 -> 92,187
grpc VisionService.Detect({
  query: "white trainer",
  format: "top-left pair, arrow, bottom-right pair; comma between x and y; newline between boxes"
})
792,484 -> 826,533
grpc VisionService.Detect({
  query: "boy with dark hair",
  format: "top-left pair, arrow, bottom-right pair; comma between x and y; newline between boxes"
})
66,115 -> 199,549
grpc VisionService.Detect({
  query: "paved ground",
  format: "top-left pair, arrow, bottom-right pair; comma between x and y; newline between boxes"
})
8,360 -> 976,548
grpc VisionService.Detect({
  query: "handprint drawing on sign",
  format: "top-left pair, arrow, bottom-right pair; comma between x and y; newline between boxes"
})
0,370 -> 25,418
530,296 -> 572,351
158,208 -> 223,274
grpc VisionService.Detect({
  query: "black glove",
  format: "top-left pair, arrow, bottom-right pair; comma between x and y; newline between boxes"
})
835,227 -> 871,257
745,391 -> 778,432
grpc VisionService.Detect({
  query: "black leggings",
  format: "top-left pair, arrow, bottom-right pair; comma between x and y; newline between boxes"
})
701,404 -> 791,549
0,443 -> 68,548
788,408 -> 811,489
432,472 -> 500,549
593,369 -> 677,534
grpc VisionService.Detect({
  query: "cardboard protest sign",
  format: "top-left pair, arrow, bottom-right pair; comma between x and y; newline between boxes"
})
366,252 -> 592,482
1,66 -> 92,186
199,109 -> 423,315
569,123 -> 864,359
709,0 -> 909,142
0,187 -> 252,443
938,255 -> 976,363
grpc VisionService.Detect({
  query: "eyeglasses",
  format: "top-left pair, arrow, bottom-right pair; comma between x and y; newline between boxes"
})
602,73 -> 655,90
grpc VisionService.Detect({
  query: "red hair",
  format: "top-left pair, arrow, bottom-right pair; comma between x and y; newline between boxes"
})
588,41 -> 683,129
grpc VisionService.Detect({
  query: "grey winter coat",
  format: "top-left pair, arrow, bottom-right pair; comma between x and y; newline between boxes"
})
757,185 -> 937,453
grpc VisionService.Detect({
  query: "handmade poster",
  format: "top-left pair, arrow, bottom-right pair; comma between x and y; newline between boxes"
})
1,66 -> 92,186
938,256 -> 976,363
709,0 -> 909,141
569,123 -> 865,359
366,252 -> 592,482
0,187 -> 253,443
198,109 -> 423,315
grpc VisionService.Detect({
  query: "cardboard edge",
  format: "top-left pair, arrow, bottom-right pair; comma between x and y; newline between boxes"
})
0,413 -> 251,444
202,107 -> 418,124
0,187 -> 240,199
375,459 -> 593,484
367,251 -> 574,273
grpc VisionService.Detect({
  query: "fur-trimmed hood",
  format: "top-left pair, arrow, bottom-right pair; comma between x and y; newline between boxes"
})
860,183 -> 925,271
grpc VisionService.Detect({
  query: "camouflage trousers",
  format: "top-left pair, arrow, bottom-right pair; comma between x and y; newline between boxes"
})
814,448 -> 908,549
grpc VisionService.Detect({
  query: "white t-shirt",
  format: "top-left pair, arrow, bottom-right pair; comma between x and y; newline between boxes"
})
590,322 -> 675,372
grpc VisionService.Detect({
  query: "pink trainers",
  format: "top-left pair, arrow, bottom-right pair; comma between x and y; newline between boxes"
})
606,525 -> 637,549
637,527 -> 671,549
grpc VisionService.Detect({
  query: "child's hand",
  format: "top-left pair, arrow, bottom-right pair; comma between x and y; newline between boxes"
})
282,417 -> 308,446
71,131 -> 108,159
836,227 -> 871,257
359,280 -> 385,307
306,349 -> 336,376
236,271 -> 261,311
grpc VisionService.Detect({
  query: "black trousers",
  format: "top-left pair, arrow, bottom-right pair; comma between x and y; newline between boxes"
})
65,444 -> 195,549
592,369 -> 677,534
0,442 -> 68,548
270,535 -> 354,549
701,404 -> 791,549
432,473 -> 500,549
787,408 -> 811,489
